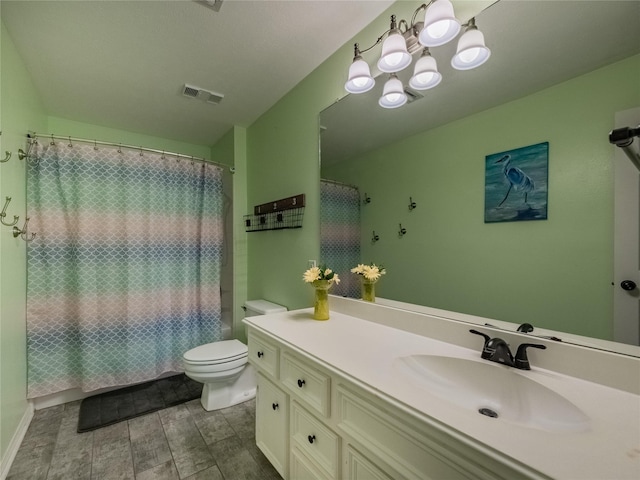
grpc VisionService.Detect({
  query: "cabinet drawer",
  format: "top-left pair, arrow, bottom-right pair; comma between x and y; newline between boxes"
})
248,332 -> 279,378
256,374 -> 288,479
281,351 -> 330,417
291,401 -> 340,479
291,447 -> 331,480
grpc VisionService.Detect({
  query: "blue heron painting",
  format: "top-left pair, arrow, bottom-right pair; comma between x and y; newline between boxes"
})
485,142 -> 548,223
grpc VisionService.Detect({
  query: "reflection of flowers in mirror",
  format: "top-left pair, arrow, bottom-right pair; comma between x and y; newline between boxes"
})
302,265 -> 340,286
351,264 -> 386,282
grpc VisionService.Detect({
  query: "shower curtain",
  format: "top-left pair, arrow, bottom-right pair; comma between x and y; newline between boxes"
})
26,140 -> 224,398
320,180 -> 361,298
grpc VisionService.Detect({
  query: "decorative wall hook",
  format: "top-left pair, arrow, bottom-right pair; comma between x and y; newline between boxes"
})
363,193 -> 371,204
408,196 -> 417,211
12,217 -> 35,242
1,151 -> 11,163
372,230 -> 380,243
18,148 -> 27,160
0,197 -> 19,226
398,223 -> 407,237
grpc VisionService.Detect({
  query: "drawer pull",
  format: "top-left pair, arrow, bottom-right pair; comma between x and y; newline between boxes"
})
272,402 -> 279,411
308,434 -> 316,444
257,351 -> 264,358
297,379 -> 306,388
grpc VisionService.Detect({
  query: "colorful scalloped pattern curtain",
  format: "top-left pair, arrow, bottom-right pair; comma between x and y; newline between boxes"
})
26,141 -> 224,398
320,181 -> 360,298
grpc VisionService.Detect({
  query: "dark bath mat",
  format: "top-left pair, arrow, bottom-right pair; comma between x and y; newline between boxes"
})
77,373 -> 202,432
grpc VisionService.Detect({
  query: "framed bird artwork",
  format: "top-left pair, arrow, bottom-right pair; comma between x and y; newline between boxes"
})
484,142 -> 549,223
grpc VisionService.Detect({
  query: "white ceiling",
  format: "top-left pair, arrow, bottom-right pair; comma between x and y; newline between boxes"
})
1,0 -> 396,147
321,0 -> 640,166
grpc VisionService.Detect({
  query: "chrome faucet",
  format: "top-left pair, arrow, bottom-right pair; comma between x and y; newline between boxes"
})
470,329 -> 546,370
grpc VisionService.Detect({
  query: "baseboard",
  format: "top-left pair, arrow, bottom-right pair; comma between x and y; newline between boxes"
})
0,402 -> 34,480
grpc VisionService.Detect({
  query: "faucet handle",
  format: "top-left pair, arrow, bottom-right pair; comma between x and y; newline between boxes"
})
469,329 -> 491,346
514,343 -> 547,370
517,323 -> 534,333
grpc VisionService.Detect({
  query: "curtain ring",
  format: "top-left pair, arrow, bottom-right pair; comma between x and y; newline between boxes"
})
118,143 -> 122,154
50,134 -> 55,146
139,146 -> 143,156
161,150 -> 165,159
190,156 -> 194,165
68,136 -> 73,147
94,140 -> 98,151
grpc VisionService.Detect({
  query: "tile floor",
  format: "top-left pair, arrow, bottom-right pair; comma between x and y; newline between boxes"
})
7,397 -> 282,480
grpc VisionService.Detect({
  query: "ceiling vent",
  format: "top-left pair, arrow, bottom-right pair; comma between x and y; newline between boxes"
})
194,0 -> 223,12
404,87 -> 424,104
182,84 -> 224,105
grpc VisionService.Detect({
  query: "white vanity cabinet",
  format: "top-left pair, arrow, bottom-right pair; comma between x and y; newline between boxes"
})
248,327 -> 532,480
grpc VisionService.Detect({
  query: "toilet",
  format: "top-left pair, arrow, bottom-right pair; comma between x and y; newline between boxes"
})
183,299 -> 287,411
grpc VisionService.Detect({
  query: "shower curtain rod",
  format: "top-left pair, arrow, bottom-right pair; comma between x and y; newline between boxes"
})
321,178 -> 359,190
26,132 -> 233,172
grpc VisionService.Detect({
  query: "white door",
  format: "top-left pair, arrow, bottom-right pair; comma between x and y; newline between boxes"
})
613,107 -> 640,345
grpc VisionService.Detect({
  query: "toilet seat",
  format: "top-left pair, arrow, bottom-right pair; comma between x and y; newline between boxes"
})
183,339 -> 248,366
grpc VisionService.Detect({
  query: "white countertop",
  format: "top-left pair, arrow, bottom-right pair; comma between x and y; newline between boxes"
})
245,308 -> 640,480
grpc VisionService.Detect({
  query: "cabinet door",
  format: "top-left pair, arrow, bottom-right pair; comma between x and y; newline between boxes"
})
346,446 -> 394,480
256,373 -> 289,479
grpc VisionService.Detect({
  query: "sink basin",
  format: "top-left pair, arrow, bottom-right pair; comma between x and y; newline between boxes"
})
393,355 -> 589,432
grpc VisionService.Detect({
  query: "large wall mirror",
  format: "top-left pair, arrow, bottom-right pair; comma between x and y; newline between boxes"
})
320,0 -> 640,356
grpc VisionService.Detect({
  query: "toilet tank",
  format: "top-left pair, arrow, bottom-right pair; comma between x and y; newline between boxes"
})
244,299 -> 287,317
235,299 -> 287,343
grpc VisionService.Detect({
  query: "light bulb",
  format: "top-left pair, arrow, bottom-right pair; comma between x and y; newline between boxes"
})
415,72 -> 435,84
425,19 -> 450,39
385,93 -> 402,103
384,52 -> 405,68
458,47 -> 481,64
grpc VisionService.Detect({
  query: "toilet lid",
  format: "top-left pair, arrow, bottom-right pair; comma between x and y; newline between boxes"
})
183,339 -> 248,364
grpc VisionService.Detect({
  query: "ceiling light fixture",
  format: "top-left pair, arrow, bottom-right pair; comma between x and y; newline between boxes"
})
344,0 -> 491,107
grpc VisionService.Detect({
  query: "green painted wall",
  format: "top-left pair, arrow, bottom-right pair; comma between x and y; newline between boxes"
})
245,1 -> 398,311
0,18 -> 47,464
322,55 -> 640,339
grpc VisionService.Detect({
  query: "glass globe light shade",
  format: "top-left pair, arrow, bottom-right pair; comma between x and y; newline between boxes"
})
409,53 -> 442,90
451,28 -> 491,70
419,0 -> 461,47
377,31 -> 412,73
378,75 -> 407,109
345,57 -> 375,94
